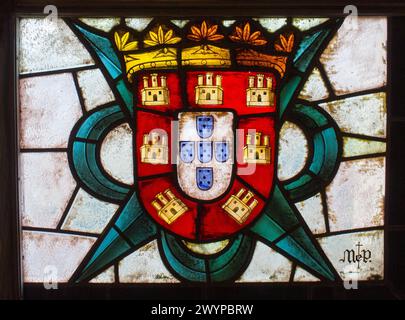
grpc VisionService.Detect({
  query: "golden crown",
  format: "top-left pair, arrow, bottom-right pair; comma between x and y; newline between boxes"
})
113,20 -> 295,82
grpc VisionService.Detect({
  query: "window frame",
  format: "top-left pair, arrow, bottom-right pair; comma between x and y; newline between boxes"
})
1,0 -> 405,300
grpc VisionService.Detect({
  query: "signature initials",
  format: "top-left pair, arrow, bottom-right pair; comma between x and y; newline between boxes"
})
339,241 -> 372,269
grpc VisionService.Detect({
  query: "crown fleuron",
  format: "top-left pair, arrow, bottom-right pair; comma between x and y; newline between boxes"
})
115,25 -> 180,80
114,20 -> 295,82
182,21 -> 231,68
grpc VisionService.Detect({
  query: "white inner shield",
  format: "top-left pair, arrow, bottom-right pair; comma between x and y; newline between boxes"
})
177,111 -> 234,201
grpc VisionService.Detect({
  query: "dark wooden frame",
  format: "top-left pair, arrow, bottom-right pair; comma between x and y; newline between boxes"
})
1,0 -> 405,300
0,0 -> 21,300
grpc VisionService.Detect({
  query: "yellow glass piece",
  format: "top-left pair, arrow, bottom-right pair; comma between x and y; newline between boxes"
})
182,239 -> 230,255
141,73 -> 170,106
222,188 -> 258,224
152,189 -> 188,224
246,74 -> 275,107
243,132 -> 271,164
181,45 -> 231,68
114,32 -> 138,51
343,137 -> 386,158
123,48 -> 178,81
195,73 -> 223,105
140,131 -> 168,164
144,26 -> 181,47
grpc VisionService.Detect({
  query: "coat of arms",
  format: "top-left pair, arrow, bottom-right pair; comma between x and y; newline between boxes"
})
67,18 -> 345,283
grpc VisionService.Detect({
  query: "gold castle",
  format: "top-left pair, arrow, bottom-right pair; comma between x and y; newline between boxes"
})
140,132 -> 168,164
151,189 -> 189,224
141,73 -> 169,106
195,73 -> 223,105
222,188 -> 258,224
246,74 -> 274,107
243,132 -> 271,164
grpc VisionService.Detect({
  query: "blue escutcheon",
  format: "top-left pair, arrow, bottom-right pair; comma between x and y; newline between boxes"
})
198,141 -> 212,163
196,167 -> 213,191
214,141 -> 229,162
180,141 -> 195,163
196,116 -> 214,139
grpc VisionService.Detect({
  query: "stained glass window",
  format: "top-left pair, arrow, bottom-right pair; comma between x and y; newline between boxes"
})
18,16 -> 386,285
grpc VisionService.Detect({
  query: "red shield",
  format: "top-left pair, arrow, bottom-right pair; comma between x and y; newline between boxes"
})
135,70 -> 277,241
